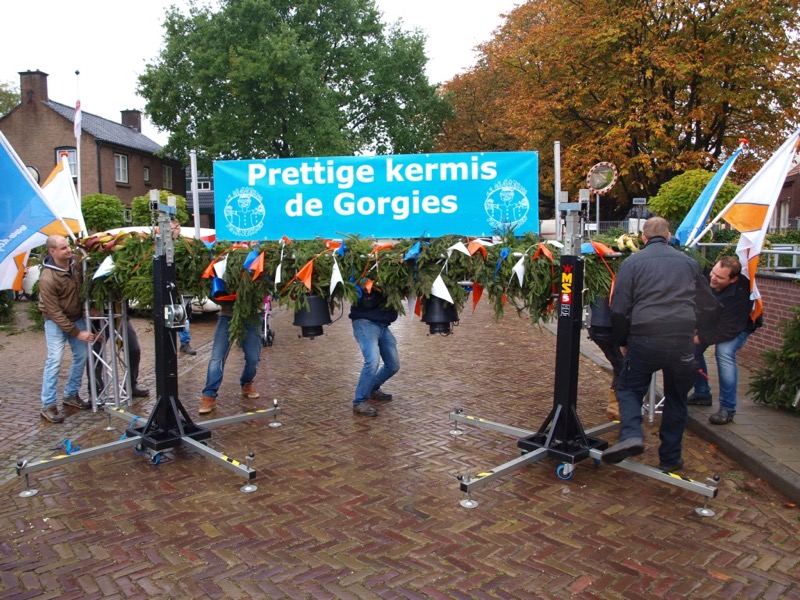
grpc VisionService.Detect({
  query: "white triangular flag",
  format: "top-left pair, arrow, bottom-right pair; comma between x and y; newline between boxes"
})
447,241 -> 470,257
430,273 -> 454,304
93,255 -> 115,279
275,263 -> 282,286
511,255 -> 526,286
213,256 -> 228,279
329,257 -> 344,295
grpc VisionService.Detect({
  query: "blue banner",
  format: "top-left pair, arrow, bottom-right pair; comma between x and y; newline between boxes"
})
0,133 -> 59,261
213,151 -> 538,240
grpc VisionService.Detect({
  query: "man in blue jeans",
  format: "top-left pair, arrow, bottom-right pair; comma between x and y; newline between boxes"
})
198,300 -> 261,414
603,218 -> 716,471
688,256 -> 754,425
38,235 -> 97,422
349,287 -> 400,417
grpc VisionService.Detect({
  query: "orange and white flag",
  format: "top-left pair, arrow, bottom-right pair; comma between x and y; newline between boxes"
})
717,128 -> 800,319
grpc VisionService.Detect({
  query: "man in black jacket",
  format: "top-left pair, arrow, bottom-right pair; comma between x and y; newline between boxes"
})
688,256 -> 754,425
602,217 -> 716,471
349,286 -> 400,417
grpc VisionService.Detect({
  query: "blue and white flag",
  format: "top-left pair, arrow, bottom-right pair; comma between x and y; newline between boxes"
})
0,132 -> 63,289
676,141 -> 746,247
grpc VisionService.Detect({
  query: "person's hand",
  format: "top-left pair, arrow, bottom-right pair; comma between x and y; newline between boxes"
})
78,330 -> 96,343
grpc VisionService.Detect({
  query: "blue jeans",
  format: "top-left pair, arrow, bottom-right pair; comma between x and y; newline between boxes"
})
352,319 -> 400,404
694,330 -> 750,414
178,322 -> 191,345
616,335 -> 696,466
202,315 -> 261,398
41,318 -> 89,408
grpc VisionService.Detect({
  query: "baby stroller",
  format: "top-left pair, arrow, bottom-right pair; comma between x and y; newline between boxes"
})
261,294 -> 275,347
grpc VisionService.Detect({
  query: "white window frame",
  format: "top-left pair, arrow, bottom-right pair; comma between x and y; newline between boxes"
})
143,166 -> 150,183
198,180 -> 211,191
162,164 -> 173,190
115,153 -> 129,184
55,148 -> 78,177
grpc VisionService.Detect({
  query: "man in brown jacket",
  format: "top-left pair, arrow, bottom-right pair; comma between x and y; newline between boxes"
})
38,235 -> 96,422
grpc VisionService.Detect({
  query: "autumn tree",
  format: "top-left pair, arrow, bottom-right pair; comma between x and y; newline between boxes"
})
138,0 -> 451,171
437,0 -> 800,217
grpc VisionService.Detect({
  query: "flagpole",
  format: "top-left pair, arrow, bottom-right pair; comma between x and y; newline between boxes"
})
689,131 -> 800,246
74,70 -> 82,205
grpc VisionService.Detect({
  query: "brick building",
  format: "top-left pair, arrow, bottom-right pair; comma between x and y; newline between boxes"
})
0,70 -> 184,208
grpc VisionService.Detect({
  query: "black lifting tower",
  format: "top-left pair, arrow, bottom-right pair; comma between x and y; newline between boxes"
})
448,203 -> 718,515
16,193 -> 280,498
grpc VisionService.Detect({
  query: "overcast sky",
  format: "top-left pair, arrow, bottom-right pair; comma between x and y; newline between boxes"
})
1,0 -> 519,146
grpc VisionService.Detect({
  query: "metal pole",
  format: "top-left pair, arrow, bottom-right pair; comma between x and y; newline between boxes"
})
190,150 -> 201,238
554,141 -> 562,240
595,192 -> 601,236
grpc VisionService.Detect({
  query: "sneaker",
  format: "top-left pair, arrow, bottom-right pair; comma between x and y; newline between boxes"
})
241,382 -> 260,399
658,457 -> 684,472
353,402 -> 378,417
180,343 -> 197,356
40,405 -> 65,423
132,387 -> 150,398
63,394 -> 91,410
199,396 -> 216,415
601,437 -> 644,464
687,393 -> 712,406
709,408 -> 734,425
371,388 -> 392,402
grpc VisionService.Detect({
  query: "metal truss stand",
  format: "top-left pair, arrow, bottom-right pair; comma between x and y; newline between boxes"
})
87,300 -> 132,410
16,196 -> 280,498
450,250 -> 719,517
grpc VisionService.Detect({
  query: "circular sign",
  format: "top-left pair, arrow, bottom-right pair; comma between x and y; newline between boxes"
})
586,162 -> 618,195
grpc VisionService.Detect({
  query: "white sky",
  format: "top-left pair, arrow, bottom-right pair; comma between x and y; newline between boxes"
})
1,0 -> 518,146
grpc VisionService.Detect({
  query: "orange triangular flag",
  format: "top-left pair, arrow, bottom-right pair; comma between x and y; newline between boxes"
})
250,251 -> 265,281
296,260 -> 314,291
364,278 -> 374,294
414,295 -> 422,317
467,240 -> 488,259
12,253 -> 27,291
590,240 -> 615,256
471,282 -> 484,312
202,259 -> 218,279
325,240 -> 342,251
372,243 -> 393,254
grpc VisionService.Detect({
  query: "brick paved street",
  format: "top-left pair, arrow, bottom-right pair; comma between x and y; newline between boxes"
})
1,301 -> 799,598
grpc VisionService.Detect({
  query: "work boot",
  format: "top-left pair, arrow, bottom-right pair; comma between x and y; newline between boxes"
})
687,393 -> 712,406
601,437 -> 644,464
63,394 -> 91,410
241,382 -> 260,399
199,396 -> 216,415
132,386 -> 150,398
371,388 -> 392,402
709,408 -> 734,425
180,343 -> 197,356
40,405 -> 65,423
605,388 -> 620,421
353,402 -> 378,417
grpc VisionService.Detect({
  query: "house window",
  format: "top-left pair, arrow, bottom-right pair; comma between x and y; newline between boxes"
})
55,148 -> 77,177
124,209 -> 132,224
198,180 -> 211,191
115,153 -> 129,183
143,166 -> 150,183
163,165 -> 173,190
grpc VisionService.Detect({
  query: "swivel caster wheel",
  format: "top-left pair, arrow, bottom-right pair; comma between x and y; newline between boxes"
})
556,463 -> 574,480
149,451 -> 162,465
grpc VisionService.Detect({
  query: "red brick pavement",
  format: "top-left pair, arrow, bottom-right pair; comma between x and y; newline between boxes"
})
1,301 -> 799,598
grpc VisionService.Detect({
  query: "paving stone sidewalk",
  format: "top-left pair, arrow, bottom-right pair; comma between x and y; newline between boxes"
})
1,302 -> 798,598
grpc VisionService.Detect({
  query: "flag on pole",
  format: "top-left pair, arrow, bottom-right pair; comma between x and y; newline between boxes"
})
74,99 -> 82,139
0,132 -> 64,290
716,129 -> 800,320
676,140 -> 747,247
